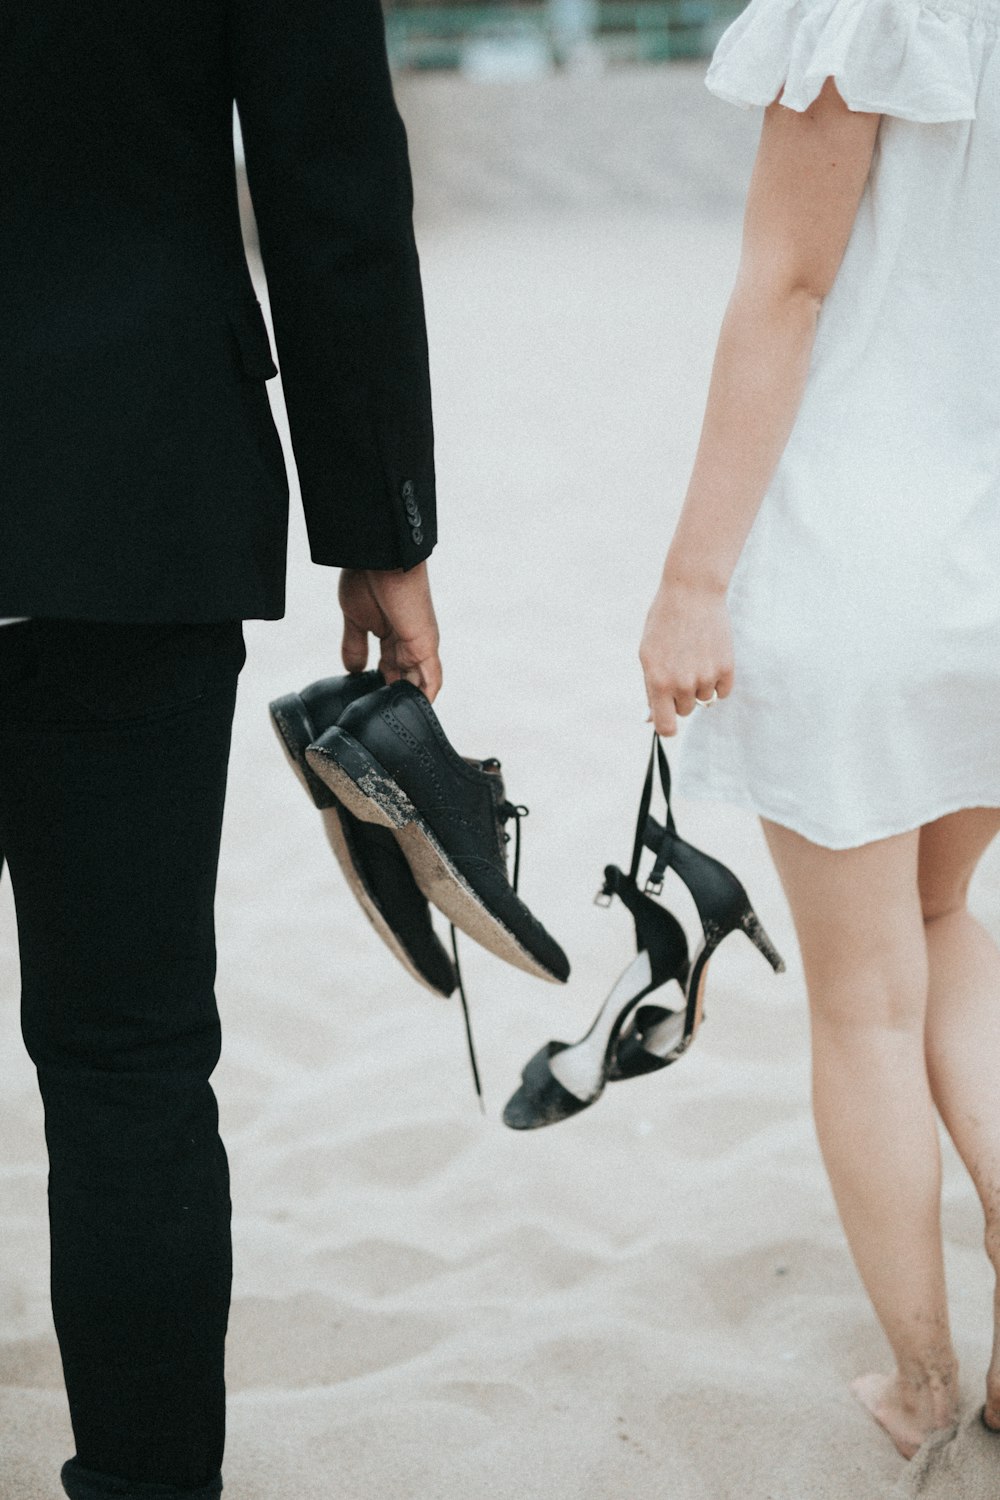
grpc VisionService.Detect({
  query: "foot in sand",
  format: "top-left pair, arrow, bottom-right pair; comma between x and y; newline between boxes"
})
983,1368 -> 1000,1433
851,1371 -> 959,1460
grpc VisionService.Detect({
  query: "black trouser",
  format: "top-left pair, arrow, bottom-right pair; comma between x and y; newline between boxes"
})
0,619 -> 246,1500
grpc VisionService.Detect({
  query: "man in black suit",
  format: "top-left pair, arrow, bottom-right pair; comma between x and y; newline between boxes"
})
0,4 -> 440,1496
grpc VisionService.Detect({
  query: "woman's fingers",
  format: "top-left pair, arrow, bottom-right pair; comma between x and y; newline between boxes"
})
673,683 -> 698,718
650,700 -> 678,737
659,688 -> 697,731
646,674 -> 730,736
639,577 -> 735,736
646,676 -> 688,736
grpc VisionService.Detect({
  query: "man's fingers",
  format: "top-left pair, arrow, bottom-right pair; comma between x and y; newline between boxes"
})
412,653 -> 443,703
381,649 -> 443,703
351,563 -> 442,700
383,621 -> 442,700
368,562 -> 434,632
341,616 -> 370,675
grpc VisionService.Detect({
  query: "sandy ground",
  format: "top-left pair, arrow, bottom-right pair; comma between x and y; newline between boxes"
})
3,63 -> 1000,1500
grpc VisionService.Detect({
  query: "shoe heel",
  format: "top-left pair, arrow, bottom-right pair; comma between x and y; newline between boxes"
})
741,909 -> 786,974
306,728 -> 418,832
269,693 -> 338,810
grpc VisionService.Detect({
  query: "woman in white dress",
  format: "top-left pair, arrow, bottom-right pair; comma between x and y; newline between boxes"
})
640,0 -> 1000,1460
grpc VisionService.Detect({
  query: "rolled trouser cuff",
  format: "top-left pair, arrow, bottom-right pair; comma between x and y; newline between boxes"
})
61,1459 -> 222,1500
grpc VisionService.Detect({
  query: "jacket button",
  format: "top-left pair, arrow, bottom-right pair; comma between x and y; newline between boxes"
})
402,480 -> 415,500
412,527 -> 424,546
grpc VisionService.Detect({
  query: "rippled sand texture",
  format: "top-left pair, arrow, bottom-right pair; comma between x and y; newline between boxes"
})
3,62 -> 999,1500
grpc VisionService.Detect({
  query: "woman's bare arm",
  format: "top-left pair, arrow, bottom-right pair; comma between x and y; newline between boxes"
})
641,81 -> 881,735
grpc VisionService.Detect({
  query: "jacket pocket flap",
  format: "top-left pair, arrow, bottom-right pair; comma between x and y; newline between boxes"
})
228,297 -> 278,380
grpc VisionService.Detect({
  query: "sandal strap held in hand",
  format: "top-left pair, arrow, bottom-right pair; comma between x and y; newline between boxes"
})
630,732 -> 677,896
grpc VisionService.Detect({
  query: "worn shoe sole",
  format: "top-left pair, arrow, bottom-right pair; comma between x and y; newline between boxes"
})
269,697 -> 453,998
305,728 -> 562,983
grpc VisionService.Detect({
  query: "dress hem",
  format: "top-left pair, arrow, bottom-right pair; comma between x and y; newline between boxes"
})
674,783 -> 1000,851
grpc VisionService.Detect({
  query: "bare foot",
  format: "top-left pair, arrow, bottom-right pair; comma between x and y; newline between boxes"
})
986,1326 -> 1000,1430
983,1370 -> 1000,1433
852,1371 -> 959,1460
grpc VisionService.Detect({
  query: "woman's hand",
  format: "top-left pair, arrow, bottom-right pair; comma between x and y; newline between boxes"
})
339,562 -> 442,702
640,576 -> 734,737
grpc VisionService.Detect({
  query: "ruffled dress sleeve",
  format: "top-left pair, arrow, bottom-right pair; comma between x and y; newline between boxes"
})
705,0 -> 979,122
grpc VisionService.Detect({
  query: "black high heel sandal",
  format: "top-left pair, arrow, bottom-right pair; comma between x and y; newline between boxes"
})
611,735 -> 786,1080
502,863 -> 690,1129
503,735 -> 786,1128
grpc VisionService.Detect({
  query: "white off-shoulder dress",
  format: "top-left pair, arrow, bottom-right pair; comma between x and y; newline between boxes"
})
676,0 -> 1000,849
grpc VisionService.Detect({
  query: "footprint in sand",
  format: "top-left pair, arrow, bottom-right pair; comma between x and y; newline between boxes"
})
334,1120 -> 477,1189
661,1089 -> 801,1162
0,1335 -> 64,1389
226,1292 -> 447,1390
250,1119 -> 475,1202
311,1238 -> 449,1299
698,1241 -> 852,1328
891,1407 -> 1000,1499
436,1378 -> 533,1419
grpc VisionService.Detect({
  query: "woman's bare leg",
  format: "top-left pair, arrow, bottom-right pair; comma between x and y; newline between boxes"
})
762,820 -> 958,1458
918,808 -> 1000,1429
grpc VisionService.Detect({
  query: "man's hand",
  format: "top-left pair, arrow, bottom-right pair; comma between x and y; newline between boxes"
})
339,563 -> 442,702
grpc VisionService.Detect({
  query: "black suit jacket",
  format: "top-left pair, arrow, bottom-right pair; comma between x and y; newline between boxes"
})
0,0 -> 436,622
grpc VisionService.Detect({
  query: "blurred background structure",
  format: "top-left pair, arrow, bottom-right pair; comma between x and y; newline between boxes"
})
237,1 -> 755,240
381,0 -> 741,73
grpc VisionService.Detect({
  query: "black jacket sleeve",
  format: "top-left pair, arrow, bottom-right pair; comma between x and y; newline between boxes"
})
230,0 -> 436,571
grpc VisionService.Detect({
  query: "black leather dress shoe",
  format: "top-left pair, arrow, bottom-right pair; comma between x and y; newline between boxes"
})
269,672 -> 457,998
304,681 -> 570,984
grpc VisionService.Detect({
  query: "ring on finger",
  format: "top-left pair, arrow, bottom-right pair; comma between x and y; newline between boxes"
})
694,689 -> 719,707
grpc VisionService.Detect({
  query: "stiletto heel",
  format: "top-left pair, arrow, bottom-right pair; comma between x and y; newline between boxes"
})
741,910 -> 785,973
612,735 -> 785,1077
502,865 -> 689,1129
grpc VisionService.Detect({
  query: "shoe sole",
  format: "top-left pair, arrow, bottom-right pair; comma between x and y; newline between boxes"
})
305,729 -> 562,983
269,699 -> 453,999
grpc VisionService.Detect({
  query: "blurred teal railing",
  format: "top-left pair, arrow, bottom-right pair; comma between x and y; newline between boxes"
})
385,2 -> 743,69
